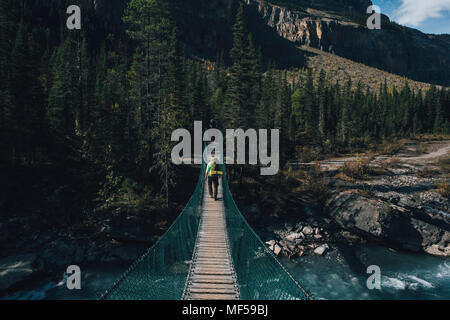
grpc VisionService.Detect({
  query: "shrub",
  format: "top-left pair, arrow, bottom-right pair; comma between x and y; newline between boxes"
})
380,157 -> 401,169
303,164 -> 330,203
437,180 -> 450,198
340,154 -> 372,179
382,142 -> 404,155
439,156 -> 450,174
416,143 -> 428,155
295,146 -> 322,163
349,137 -> 369,152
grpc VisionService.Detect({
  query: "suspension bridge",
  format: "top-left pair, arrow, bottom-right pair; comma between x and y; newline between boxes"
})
99,156 -> 313,300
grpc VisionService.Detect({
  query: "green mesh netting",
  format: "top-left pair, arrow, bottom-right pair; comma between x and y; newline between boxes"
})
100,148 -> 312,300
99,160 -> 206,300
221,164 -> 313,300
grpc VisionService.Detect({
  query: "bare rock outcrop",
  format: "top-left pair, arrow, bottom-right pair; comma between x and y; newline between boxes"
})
326,191 -> 450,256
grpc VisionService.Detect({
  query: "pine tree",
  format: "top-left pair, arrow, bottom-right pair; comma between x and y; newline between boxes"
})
226,3 -> 260,128
275,73 -> 292,164
340,78 -> 352,143
317,69 -> 327,139
47,38 -> 77,147
303,69 -> 317,138
124,0 -> 185,207
257,63 -> 276,129
424,85 -> 439,132
434,87 -> 445,133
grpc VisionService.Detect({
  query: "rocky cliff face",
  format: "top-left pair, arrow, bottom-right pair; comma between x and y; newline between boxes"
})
178,0 -> 449,86
326,191 -> 450,256
262,0 -> 373,15
243,0 -> 450,85
176,0 -> 307,66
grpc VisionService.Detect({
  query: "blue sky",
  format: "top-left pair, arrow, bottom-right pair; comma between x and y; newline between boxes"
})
371,0 -> 450,34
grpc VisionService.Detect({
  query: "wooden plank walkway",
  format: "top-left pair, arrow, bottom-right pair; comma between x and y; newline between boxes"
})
183,180 -> 240,300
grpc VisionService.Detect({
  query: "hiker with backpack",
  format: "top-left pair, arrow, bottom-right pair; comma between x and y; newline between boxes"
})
205,156 -> 222,200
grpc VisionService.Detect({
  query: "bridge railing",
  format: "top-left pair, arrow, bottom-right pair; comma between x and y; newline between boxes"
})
221,164 -> 313,300
99,159 -> 206,300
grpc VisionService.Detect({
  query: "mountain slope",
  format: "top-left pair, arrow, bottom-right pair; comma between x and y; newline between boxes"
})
301,45 -> 435,93
177,0 -> 450,86
244,0 -> 450,86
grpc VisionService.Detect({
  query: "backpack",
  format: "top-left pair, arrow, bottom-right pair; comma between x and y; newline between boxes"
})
210,160 -> 216,172
208,160 -> 222,177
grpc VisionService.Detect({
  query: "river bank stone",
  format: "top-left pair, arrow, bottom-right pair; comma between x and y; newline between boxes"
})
314,244 -> 329,256
0,254 -> 41,291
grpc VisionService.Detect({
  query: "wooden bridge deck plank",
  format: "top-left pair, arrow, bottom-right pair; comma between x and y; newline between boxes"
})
190,283 -> 237,290
183,182 -> 240,300
187,293 -> 238,300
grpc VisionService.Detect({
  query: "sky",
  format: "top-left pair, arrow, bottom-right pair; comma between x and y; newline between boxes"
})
371,0 -> 450,34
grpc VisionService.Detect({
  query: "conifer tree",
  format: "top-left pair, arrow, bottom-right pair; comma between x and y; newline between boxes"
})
317,69 -> 327,139
227,3 -> 260,128
339,79 -> 352,143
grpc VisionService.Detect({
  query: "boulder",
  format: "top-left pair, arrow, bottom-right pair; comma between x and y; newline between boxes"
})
0,254 -> 40,291
294,223 -> 303,233
314,244 -> 329,256
327,192 -> 450,256
285,232 -> 304,241
302,226 -> 314,235
286,243 -> 296,252
273,244 -> 282,256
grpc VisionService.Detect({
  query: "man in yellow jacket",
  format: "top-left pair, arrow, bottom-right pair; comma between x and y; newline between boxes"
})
205,156 -> 222,200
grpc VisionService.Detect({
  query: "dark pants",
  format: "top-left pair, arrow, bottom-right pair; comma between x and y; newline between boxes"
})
208,176 -> 219,200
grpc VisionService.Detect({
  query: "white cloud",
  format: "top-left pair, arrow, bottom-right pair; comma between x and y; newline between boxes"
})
393,0 -> 450,26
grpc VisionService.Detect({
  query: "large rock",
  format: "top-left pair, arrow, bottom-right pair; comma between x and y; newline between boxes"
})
327,192 -> 450,256
302,226 -> 314,235
314,244 -> 329,256
285,232 -> 304,241
0,254 -> 41,291
273,244 -> 282,256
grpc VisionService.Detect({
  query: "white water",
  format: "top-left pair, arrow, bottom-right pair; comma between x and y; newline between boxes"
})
282,245 -> 450,300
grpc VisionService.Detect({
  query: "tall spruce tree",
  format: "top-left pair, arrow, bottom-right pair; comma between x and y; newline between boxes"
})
124,0 -> 185,207
227,3 -> 260,128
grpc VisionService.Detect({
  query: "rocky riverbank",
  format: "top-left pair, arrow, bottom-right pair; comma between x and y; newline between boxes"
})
0,205 -> 168,295
256,141 -> 450,259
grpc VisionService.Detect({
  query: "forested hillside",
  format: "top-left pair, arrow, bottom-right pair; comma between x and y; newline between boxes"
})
0,0 -> 449,228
